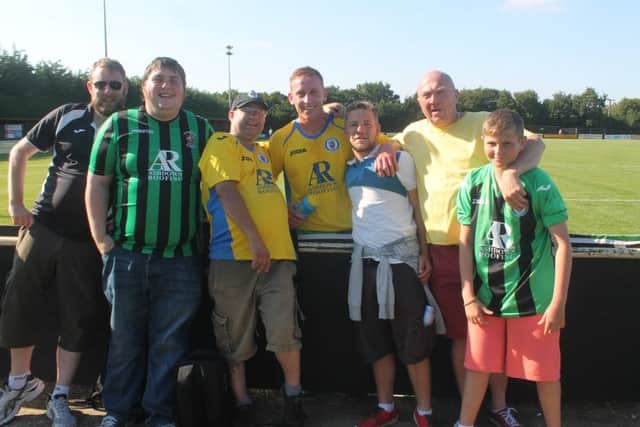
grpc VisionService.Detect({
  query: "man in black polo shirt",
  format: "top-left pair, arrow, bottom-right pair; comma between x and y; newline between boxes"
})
0,58 -> 128,427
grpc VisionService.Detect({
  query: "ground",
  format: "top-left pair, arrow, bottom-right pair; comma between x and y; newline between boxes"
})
8,384 -> 640,426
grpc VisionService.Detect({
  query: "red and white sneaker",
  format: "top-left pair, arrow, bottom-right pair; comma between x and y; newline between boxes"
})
356,406 -> 400,427
412,408 -> 434,427
488,407 -> 521,427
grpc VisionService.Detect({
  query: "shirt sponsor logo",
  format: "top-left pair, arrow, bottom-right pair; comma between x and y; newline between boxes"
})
536,184 -> 551,192
324,138 -> 339,152
73,128 -> 87,134
148,150 -> 182,181
472,198 -> 487,205
241,155 -> 253,162
479,221 -> 517,261
307,160 -> 337,195
256,169 -> 279,194
290,148 -> 307,157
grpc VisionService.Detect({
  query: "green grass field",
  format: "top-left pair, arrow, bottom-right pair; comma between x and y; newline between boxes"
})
1,139 -> 639,235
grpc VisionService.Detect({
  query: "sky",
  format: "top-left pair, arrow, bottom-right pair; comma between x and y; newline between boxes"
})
1,0 -> 638,103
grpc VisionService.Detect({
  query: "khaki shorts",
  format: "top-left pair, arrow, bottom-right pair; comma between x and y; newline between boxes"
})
208,260 -> 301,362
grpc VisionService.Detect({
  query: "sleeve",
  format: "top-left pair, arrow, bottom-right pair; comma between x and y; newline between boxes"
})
456,171 -> 474,226
25,105 -> 66,151
531,170 -> 568,228
267,133 -> 284,178
396,151 -> 417,191
199,137 -> 241,190
89,114 -> 118,176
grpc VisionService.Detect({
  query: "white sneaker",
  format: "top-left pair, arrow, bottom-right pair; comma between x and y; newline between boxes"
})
46,394 -> 77,427
0,375 -> 45,425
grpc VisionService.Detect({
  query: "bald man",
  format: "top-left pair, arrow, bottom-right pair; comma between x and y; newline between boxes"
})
389,71 -> 544,427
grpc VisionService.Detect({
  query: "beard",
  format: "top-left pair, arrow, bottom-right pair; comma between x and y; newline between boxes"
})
93,95 -> 126,117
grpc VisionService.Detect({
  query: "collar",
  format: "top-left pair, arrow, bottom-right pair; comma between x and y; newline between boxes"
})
347,144 -> 381,166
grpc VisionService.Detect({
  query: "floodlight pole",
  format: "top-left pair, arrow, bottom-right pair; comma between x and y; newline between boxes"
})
103,0 -> 108,57
226,45 -> 234,108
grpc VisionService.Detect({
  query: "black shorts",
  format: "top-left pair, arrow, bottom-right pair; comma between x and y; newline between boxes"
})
355,259 -> 435,365
0,222 -> 107,351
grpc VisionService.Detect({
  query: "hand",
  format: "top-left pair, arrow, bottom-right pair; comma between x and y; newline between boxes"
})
464,299 -> 493,325
287,204 -> 305,229
8,202 -> 34,228
538,303 -> 566,334
497,169 -> 528,211
417,253 -> 432,284
322,102 -> 345,118
96,235 -> 115,256
248,236 -> 271,273
373,144 -> 398,177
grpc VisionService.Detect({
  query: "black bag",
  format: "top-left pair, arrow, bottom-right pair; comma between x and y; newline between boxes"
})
176,350 -> 233,427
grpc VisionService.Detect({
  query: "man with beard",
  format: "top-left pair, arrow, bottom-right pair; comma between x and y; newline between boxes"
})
0,58 -> 128,427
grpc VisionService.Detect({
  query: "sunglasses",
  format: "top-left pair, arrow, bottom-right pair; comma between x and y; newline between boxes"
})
93,80 -> 123,90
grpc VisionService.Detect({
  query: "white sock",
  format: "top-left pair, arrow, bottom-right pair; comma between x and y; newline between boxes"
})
417,407 -> 432,416
8,373 -> 29,390
456,422 -> 474,427
53,384 -> 70,397
378,402 -> 395,413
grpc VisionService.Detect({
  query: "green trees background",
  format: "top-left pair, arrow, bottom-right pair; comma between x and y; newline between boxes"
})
1,49 -> 638,132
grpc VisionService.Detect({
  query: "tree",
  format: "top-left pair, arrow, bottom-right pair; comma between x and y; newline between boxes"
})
545,92 -> 579,127
458,88 -> 515,112
612,98 -> 640,129
513,90 -> 548,124
574,87 -> 606,128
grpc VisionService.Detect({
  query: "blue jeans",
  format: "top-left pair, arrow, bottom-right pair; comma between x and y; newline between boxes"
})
101,246 -> 201,426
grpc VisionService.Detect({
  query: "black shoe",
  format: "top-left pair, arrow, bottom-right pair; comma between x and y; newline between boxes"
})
281,388 -> 305,427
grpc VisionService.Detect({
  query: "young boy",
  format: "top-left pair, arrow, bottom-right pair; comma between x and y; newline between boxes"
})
454,109 -> 572,427
344,101 -> 440,427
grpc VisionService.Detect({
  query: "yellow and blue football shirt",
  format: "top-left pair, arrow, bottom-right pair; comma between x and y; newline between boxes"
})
199,132 -> 295,260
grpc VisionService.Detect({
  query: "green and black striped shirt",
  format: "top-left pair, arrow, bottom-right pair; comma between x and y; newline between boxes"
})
457,165 -> 568,317
89,107 -> 213,257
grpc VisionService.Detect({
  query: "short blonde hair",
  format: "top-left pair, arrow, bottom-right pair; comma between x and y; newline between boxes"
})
289,66 -> 324,86
483,109 -> 524,137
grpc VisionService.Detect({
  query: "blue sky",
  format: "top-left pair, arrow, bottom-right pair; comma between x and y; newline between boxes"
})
2,0 -> 638,103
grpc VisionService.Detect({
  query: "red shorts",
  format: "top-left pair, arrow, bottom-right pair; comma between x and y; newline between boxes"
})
429,245 -> 467,339
465,314 -> 561,382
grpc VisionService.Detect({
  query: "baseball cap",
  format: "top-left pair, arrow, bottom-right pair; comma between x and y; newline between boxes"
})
230,91 -> 268,110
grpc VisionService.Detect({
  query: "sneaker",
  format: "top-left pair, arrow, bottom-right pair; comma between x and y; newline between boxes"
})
46,394 -> 77,427
281,388 -> 305,427
356,406 -> 400,427
412,408 -> 434,427
98,414 -> 126,427
0,375 -> 45,425
488,407 -> 521,427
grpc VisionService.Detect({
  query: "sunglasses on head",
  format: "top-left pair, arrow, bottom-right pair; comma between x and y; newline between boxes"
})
93,80 -> 123,90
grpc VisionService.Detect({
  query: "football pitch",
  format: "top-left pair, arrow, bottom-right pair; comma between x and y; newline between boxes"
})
0,138 -> 638,235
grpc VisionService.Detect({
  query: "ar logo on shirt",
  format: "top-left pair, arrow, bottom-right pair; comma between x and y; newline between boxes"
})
486,221 -> 513,250
308,161 -> 334,185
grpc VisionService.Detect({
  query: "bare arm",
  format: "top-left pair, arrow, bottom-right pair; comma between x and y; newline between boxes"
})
85,172 -> 114,255
497,132 -> 545,211
215,181 -> 270,273
459,224 -> 492,323
8,138 -> 41,227
408,189 -> 431,284
538,221 -> 572,334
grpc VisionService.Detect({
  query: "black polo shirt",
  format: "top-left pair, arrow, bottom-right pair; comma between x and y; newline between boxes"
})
27,103 -> 98,240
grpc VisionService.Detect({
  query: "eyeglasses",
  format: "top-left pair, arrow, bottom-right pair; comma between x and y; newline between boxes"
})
239,107 -> 267,116
92,80 -> 123,90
